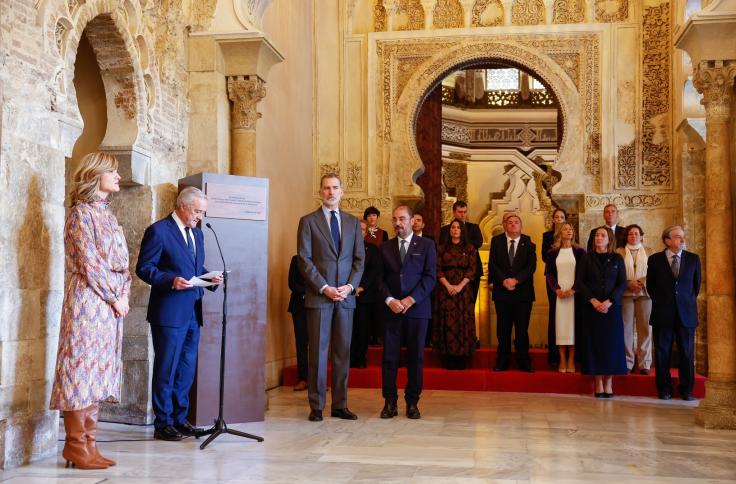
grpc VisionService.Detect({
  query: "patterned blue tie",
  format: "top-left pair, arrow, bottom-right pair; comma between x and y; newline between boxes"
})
185,227 -> 196,262
399,239 -> 407,263
330,210 -> 340,252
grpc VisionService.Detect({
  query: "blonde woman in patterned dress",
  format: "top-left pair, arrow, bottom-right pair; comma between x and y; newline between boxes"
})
50,152 -> 131,469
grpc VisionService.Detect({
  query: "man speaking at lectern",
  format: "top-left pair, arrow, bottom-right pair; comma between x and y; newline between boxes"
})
297,173 -> 365,422
136,187 -> 222,441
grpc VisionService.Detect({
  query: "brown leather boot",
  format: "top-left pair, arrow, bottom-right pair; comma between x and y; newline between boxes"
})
62,410 -> 108,469
85,403 -> 116,466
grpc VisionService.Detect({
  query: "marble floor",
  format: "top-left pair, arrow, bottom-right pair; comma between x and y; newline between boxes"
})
3,388 -> 736,483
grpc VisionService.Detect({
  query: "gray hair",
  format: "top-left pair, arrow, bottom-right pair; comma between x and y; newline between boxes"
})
177,186 -> 207,208
661,225 -> 684,244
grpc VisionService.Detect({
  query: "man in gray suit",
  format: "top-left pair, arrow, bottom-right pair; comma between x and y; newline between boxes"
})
297,173 -> 365,421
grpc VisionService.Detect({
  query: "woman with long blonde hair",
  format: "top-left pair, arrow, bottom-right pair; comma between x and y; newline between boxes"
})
545,223 -> 585,373
50,151 -> 131,469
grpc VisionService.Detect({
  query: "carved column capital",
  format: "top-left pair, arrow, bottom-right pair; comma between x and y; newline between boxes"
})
227,75 -> 266,130
384,0 -> 399,30
692,60 -> 736,123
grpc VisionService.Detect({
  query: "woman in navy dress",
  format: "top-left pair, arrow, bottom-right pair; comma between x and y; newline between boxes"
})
576,227 -> 628,398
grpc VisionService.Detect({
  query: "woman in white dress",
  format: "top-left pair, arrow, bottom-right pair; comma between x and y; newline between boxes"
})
545,223 -> 586,372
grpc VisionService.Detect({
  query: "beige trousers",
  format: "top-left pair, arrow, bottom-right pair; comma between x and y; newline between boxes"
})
621,295 -> 652,370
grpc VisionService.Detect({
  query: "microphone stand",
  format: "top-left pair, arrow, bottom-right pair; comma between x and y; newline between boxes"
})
199,222 -> 264,450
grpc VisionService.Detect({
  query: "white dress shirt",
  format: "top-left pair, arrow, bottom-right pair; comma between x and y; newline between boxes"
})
171,211 -> 195,256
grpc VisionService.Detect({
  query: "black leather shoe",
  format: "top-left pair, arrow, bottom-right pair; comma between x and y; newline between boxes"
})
175,421 -> 208,438
154,425 -> 184,441
659,392 -> 672,400
519,365 -> 534,373
308,409 -> 323,421
603,392 -> 614,398
380,400 -> 398,419
639,369 -> 650,375
493,366 -> 508,372
681,393 -> 695,401
331,408 -> 358,420
406,404 -> 421,419
594,392 -> 605,398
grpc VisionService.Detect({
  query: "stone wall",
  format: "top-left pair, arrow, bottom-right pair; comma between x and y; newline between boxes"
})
0,0 -> 195,468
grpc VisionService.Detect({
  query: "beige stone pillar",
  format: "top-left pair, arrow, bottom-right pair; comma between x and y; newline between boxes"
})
227,75 -> 266,176
459,0 -> 474,27
385,0 -> 398,31
692,60 -> 736,428
421,0 -> 436,28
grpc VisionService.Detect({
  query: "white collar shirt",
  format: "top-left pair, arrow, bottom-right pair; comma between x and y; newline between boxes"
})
171,211 -> 195,254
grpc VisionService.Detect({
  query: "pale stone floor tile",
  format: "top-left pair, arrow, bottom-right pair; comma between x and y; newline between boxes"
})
2,388 -> 736,483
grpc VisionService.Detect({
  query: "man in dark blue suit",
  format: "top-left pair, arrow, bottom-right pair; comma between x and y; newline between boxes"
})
379,206 -> 436,419
136,187 -> 222,441
489,213 -> 537,372
646,225 -> 701,401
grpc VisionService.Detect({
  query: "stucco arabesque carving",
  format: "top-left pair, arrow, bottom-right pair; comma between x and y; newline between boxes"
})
595,0 -> 628,23
433,0 -> 464,29
512,0 -> 545,26
227,76 -> 266,130
35,0 -> 157,153
585,193 -> 676,209
692,60 -> 736,123
553,0 -> 584,24
377,34 -> 601,194
471,0 -> 504,27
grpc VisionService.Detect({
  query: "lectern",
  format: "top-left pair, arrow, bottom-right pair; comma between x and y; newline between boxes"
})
178,173 -> 268,425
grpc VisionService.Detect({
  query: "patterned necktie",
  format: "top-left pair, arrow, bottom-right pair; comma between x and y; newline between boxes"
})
671,254 -> 680,278
508,239 -> 516,266
185,227 -> 195,261
399,239 -> 407,263
330,210 -> 340,252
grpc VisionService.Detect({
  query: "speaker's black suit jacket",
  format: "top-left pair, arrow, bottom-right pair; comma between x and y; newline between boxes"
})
646,250 -> 701,328
489,233 -> 536,302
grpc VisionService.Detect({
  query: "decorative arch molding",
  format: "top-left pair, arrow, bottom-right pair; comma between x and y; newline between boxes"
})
369,31 -> 601,202
35,0 -> 157,183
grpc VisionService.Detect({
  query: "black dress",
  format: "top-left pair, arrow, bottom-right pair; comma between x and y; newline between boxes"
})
576,251 -> 628,375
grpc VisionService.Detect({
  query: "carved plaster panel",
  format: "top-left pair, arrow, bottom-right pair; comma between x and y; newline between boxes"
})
511,0 -> 545,25
395,0 -> 426,31
595,0 -> 628,22
443,161 -> 469,204
552,0 -> 584,24
585,193 -> 677,208
546,52 -> 581,90
471,0 -> 504,26
616,140 -> 636,188
434,0 -> 464,29
374,0 -> 387,31
320,163 -> 340,177
346,161 -> 363,189
641,2 -> 672,189
340,197 -> 393,211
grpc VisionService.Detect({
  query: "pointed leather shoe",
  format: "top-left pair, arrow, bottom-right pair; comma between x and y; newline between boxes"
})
331,408 -> 358,420
406,404 -> 421,419
308,409 -> 323,421
380,400 -> 398,419
175,421 -> 209,438
154,425 -> 184,441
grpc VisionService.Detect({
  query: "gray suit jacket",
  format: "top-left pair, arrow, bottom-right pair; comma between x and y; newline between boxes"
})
297,207 -> 365,309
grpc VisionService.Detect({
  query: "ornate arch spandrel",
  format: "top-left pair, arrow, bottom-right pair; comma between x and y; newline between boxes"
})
372,32 -> 602,202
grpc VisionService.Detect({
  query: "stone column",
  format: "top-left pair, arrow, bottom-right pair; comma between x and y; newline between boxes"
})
692,59 -> 736,429
459,0 -> 474,27
421,0 -> 436,28
544,0 -> 554,24
502,0 -> 514,25
227,75 -> 266,177
385,0 -> 398,31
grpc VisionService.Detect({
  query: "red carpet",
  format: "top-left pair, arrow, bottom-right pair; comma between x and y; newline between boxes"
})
282,346 -> 706,398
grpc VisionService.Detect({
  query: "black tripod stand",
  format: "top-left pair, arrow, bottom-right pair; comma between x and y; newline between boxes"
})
200,223 -> 264,450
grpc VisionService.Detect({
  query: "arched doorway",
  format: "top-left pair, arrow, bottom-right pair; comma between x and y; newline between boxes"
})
413,59 -> 566,348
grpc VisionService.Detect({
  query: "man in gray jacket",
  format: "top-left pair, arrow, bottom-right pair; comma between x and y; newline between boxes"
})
297,173 -> 365,421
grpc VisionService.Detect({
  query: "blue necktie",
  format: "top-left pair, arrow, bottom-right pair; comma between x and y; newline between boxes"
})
185,227 -> 196,262
399,239 -> 406,263
330,210 -> 340,252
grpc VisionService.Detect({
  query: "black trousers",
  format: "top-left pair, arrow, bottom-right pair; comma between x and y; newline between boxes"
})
350,302 -> 373,366
653,317 -> 695,395
494,300 -> 533,369
382,314 -> 428,405
290,309 -> 309,382
546,285 -> 560,366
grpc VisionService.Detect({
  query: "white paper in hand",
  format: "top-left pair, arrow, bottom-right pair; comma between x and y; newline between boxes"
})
187,276 -> 217,287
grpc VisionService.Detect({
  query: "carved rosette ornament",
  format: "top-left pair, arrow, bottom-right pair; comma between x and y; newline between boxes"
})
227,76 -> 266,130
692,61 -> 736,123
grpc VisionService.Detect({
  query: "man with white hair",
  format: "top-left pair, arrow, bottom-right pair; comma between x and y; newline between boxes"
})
136,187 -> 223,441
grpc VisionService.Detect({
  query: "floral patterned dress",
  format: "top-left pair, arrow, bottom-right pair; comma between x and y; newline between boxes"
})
432,242 -> 478,356
49,201 -> 131,411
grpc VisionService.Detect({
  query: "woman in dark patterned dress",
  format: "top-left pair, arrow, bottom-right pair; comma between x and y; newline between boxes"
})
433,219 -> 478,369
